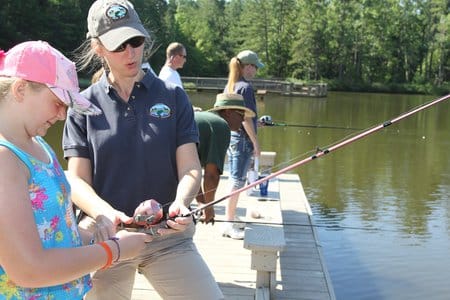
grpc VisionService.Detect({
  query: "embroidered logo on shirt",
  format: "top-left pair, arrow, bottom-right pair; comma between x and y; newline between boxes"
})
149,103 -> 171,118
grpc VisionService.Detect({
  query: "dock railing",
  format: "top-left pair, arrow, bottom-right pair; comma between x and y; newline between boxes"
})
182,77 -> 327,97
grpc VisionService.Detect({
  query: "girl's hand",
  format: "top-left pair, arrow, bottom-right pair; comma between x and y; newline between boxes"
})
93,209 -> 133,241
114,230 -> 153,261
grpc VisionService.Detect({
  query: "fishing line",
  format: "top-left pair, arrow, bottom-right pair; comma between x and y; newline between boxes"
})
171,107 -> 429,207
260,130 -> 357,175
273,123 -> 361,131
146,94 -> 449,223
186,93 -> 450,217
260,116 -> 420,138
204,219 -> 398,232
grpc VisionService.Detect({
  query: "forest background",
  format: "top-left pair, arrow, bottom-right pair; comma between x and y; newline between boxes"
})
1,0 -> 449,95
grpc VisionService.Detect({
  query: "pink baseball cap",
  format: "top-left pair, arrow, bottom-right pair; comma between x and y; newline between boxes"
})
0,41 -> 101,115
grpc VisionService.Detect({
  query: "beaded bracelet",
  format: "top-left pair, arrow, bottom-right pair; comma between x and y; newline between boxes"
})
109,237 -> 121,263
98,241 -> 113,270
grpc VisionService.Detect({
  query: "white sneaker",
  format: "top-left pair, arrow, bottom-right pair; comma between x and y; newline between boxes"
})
222,223 -> 244,240
234,216 -> 246,230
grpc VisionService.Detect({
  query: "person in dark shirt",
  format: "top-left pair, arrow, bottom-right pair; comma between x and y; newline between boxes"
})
63,0 -> 222,299
195,93 -> 255,224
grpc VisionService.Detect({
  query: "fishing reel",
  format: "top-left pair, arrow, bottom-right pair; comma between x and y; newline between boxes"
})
119,199 -> 174,236
259,115 -> 274,126
133,199 -> 164,226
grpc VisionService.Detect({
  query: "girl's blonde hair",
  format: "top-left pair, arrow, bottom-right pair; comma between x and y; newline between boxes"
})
0,77 -> 44,101
225,57 -> 244,93
0,77 -> 15,100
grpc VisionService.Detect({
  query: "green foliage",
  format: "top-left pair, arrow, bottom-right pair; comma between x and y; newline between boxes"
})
1,0 -> 448,93
0,0 -> 90,53
133,0 -> 170,72
174,0 -> 229,76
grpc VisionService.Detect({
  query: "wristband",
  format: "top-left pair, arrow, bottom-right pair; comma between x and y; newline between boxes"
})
109,237 -> 121,263
98,241 -> 113,270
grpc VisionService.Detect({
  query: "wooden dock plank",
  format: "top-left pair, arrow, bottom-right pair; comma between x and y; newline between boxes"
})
131,173 -> 334,299
276,174 -> 336,300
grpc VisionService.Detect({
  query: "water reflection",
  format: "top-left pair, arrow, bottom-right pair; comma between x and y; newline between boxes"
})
190,90 -> 450,299
189,91 -> 450,235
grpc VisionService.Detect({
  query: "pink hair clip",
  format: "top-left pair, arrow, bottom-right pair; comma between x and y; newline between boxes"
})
0,50 -> 5,68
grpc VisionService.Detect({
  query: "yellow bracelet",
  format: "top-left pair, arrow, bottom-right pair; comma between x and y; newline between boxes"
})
98,241 -> 113,270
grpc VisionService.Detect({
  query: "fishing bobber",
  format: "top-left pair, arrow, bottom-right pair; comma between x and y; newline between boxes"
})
247,208 -> 262,219
250,209 -> 262,219
259,151 -> 276,174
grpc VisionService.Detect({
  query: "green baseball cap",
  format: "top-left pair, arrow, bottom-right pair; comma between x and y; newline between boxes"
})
237,50 -> 264,68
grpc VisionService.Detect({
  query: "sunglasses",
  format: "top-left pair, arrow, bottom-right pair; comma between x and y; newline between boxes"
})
112,36 -> 145,52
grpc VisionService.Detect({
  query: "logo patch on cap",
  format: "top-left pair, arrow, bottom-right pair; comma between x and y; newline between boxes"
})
106,4 -> 128,21
149,103 -> 171,118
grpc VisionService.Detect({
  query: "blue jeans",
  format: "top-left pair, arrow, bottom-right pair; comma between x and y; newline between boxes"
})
227,132 -> 254,189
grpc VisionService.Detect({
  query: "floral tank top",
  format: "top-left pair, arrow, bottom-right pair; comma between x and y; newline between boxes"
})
0,137 -> 92,300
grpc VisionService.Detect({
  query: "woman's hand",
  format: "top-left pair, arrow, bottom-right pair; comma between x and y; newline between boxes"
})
157,202 -> 193,235
133,199 -> 163,225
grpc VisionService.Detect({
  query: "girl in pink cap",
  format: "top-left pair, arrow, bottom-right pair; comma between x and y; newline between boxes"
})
0,40 -> 153,300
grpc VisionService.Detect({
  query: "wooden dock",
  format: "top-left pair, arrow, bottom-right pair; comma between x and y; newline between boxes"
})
130,173 -> 335,300
182,77 -> 327,97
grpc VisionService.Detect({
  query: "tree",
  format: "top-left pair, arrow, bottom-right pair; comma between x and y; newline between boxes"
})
174,0 -> 228,76
290,0 -> 329,81
0,0 -> 447,91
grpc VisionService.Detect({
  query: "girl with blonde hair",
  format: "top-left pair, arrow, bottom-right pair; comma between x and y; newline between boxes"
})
223,50 -> 264,239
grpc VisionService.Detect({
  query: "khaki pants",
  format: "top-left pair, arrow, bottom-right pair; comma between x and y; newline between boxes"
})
81,218 -> 223,300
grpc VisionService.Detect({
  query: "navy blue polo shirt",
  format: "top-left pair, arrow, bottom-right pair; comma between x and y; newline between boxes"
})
225,77 -> 258,133
63,71 -> 199,216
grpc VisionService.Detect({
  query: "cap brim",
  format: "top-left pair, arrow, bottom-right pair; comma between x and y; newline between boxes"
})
49,86 -> 102,116
99,25 -> 149,51
208,106 -> 255,118
256,61 -> 264,68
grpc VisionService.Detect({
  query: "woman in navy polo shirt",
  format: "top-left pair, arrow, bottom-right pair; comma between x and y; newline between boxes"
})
63,1 -> 222,299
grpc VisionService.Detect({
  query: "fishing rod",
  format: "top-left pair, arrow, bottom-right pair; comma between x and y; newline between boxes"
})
259,115 -> 361,131
124,93 -> 449,234
187,93 -> 450,217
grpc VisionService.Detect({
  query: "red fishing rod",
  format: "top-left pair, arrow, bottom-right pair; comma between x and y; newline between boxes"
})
186,93 -> 450,217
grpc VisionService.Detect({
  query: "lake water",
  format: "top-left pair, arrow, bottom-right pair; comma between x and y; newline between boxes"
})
46,90 -> 450,300
188,91 -> 450,300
